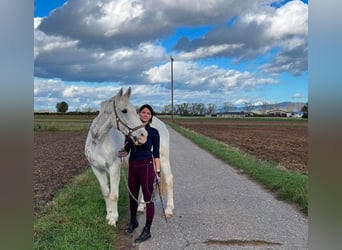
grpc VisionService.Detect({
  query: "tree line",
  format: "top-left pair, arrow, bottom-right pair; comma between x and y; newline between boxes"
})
53,101 -> 308,117
162,102 -> 308,116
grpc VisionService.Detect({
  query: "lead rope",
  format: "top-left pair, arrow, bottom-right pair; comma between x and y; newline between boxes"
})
155,171 -> 168,223
120,156 -> 155,204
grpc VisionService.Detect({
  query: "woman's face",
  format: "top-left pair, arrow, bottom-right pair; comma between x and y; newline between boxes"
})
139,107 -> 152,124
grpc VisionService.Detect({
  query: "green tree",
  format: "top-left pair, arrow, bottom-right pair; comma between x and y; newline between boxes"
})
56,101 -> 69,112
301,103 -> 308,113
301,102 -> 308,118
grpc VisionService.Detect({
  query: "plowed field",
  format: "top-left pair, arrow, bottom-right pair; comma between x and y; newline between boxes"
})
175,118 -> 307,174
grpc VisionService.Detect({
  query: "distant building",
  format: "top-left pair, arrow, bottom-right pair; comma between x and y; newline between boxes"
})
286,111 -> 304,118
266,109 -> 287,117
216,111 -> 248,117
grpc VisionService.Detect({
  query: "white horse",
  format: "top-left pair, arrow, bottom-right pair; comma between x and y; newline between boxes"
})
85,88 -> 174,227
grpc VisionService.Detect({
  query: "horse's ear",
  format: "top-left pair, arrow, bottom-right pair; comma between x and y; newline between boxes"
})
117,88 -> 123,97
124,87 -> 131,99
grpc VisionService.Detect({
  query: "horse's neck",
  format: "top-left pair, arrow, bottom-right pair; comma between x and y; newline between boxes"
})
90,112 -> 115,142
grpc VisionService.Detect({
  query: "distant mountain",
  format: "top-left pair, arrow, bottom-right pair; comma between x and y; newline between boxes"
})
217,102 -> 306,113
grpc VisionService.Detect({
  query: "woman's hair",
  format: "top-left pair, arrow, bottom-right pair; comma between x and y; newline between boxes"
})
139,104 -> 154,123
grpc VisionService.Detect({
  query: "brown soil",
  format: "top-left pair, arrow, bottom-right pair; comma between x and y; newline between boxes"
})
34,119 -> 308,213
34,131 -> 89,214
175,119 -> 308,174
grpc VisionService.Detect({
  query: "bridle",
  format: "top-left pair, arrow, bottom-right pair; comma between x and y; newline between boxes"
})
113,100 -> 145,138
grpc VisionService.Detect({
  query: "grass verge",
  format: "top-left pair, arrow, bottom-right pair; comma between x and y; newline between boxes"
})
34,120 -> 92,131
167,122 -> 308,215
34,167 -> 128,249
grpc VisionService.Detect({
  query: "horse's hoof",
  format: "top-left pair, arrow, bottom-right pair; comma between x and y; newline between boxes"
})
137,205 -> 146,212
165,209 -> 173,218
108,219 -> 117,227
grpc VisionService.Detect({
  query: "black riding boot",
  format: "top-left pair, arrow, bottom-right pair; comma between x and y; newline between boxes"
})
125,216 -> 139,234
134,222 -> 151,243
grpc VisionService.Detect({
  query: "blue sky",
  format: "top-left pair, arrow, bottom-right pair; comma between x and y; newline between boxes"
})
34,0 -> 308,112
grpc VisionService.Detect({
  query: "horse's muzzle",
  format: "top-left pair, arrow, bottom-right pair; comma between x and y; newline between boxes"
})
133,131 -> 147,145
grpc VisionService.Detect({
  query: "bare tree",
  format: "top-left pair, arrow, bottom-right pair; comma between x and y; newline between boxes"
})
207,103 -> 216,115
223,101 -> 233,112
259,101 -> 269,114
196,103 -> 206,115
82,107 -> 92,113
162,104 -> 172,114
244,102 -> 254,113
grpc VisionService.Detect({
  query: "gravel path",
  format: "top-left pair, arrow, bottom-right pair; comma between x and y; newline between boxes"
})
127,126 -> 308,250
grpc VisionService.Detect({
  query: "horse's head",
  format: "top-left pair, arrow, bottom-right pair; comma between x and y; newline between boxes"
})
112,87 -> 147,145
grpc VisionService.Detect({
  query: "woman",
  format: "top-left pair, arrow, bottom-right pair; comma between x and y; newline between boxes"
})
119,104 -> 161,243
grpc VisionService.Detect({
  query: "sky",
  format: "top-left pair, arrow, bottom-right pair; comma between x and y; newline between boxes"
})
34,0 -> 308,112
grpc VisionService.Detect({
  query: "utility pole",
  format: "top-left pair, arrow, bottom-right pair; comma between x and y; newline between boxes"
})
170,56 -> 174,121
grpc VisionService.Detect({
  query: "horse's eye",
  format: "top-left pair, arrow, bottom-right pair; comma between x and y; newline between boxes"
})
122,109 -> 128,114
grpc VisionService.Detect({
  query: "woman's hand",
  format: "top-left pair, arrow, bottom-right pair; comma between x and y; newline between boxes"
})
155,171 -> 161,183
118,149 -> 128,158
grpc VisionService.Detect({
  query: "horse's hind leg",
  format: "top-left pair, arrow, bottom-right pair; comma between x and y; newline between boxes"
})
91,166 -> 112,223
163,160 -> 174,217
137,188 -> 146,212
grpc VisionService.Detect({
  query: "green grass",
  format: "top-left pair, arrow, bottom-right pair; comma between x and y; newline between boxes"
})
34,118 -> 93,131
34,168 -> 129,249
34,113 -> 96,131
34,122 -> 91,131
167,121 -> 308,214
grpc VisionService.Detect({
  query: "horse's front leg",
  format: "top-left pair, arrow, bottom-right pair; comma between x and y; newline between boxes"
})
107,162 -> 121,226
91,166 -> 112,222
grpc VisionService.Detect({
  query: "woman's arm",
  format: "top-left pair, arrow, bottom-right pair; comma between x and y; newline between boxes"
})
151,128 -> 161,172
154,158 -> 161,172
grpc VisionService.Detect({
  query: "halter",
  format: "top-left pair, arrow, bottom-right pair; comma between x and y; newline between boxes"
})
113,100 -> 145,138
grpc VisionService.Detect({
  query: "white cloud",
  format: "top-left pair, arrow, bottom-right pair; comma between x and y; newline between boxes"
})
234,98 -> 250,106
177,44 -> 243,61
240,0 -> 307,40
144,61 -> 278,92
175,0 -> 308,74
265,0 -> 308,39
35,21 -> 168,82
292,93 -> 302,99
34,0 -> 308,111
34,78 -> 64,96
35,0 -> 308,80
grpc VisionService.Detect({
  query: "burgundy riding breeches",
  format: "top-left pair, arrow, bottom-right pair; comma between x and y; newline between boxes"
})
128,158 -> 156,222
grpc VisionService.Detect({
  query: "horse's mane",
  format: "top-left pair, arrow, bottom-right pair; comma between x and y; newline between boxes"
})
90,97 -> 115,139
99,97 -> 115,115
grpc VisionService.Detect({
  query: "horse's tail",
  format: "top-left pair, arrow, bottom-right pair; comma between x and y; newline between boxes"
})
159,172 -> 166,195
